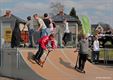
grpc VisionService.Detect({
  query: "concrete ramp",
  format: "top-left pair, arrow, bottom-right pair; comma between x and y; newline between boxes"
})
0,48 -> 45,80
19,48 -> 113,80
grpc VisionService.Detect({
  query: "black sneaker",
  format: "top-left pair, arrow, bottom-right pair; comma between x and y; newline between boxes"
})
81,70 -> 85,73
28,45 -> 33,48
32,55 -> 35,60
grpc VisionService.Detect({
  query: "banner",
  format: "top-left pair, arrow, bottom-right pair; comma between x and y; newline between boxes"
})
4,28 -> 12,43
81,16 -> 91,36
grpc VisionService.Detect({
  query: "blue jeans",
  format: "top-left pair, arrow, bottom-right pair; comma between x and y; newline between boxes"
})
46,28 -> 51,36
40,29 -> 47,37
29,29 -> 35,47
40,28 -> 51,37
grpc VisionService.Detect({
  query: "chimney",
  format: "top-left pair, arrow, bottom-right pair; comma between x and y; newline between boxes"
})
4,10 -> 12,18
59,10 -> 64,16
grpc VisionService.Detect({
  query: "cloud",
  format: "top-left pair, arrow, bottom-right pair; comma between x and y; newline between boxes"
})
2,0 -> 112,27
11,2 -> 50,18
59,0 -> 113,27
0,0 -> 12,3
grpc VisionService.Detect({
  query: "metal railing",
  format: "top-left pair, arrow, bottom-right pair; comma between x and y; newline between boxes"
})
89,48 -> 113,64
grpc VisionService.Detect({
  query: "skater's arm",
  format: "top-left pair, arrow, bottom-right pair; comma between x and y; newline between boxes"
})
37,19 -> 43,32
37,24 -> 42,32
74,49 -> 79,53
51,40 -> 56,49
74,41 -> 80,53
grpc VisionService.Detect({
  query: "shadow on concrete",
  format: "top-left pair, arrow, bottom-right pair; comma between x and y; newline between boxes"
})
27,52 -> 36,64
59,57 -> 75,70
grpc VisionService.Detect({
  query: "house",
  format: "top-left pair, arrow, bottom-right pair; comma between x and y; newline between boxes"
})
0,10 -> 26,48
91,23 -> 113,35
52,11 -> 81,47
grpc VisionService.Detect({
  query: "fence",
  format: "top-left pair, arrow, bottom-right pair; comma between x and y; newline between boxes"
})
88,48 -> 113,64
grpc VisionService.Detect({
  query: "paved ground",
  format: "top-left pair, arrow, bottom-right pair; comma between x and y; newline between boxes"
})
96,64 -> 113,71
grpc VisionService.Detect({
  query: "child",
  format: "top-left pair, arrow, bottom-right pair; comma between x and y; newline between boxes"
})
75,34 -> 89,73
92,35 -> 100,64
34,34 -> 56,63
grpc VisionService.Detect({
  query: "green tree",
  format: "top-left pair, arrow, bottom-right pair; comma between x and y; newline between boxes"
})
69,7 -> 78,19
69,7 -> 81,26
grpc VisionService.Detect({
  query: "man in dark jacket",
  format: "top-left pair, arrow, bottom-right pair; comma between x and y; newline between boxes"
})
11,20 -> 21,48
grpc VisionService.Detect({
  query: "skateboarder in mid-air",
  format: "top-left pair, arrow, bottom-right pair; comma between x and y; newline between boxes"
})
75,34 -> 89,73
33,34 -> 56,65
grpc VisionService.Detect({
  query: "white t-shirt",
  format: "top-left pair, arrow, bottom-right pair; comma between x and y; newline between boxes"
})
64,22 -> 70,33
38,18 -> 47,29
93,40 -> 100,51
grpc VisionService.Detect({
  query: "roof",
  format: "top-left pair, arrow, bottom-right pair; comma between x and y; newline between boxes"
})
12,15 -> 26,24
52,13 -> 80,23
91,24 -> 112,30
0,14 -> 26,24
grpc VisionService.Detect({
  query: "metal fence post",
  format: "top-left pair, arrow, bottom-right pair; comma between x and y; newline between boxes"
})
0,22 -> 2,67
75,23 -> 78,48
104,48 -> 109,64
16,48 -> 20,69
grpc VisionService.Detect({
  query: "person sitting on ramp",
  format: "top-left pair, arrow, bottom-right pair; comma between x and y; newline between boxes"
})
33,34 -> 56,65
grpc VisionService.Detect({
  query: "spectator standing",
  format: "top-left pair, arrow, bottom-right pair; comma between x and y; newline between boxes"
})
49,18 -> 56,34
92,35 -> 100,64
33,14 -> 47,46
25,16 -> 34,47
62,19 -> 70,46
11,20 -> 21,48
43,13 -> 51,35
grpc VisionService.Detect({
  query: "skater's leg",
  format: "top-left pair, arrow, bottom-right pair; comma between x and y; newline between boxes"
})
81,54 -> 87,71
34,44 -> 41,60
37,47 -> 44,61
78,54 -> 82,70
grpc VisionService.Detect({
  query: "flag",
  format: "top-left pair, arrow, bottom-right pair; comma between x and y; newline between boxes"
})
81,16 -> 91,36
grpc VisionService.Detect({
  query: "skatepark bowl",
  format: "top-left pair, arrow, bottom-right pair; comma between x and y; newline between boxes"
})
0,48 -> 113,80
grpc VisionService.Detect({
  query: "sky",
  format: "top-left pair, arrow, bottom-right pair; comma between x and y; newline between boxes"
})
0,0 -> 113,27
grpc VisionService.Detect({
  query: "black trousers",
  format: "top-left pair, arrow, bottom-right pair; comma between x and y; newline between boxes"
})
62,33 -> 71,45
92,51 -> 99,63
34,44 -> 44,61
78,54 -> 88,71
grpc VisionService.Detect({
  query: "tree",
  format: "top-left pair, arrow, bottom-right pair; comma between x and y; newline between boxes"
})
69,7 -> 81,26
69,7 -> 79,19
50,2 -> 64,15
